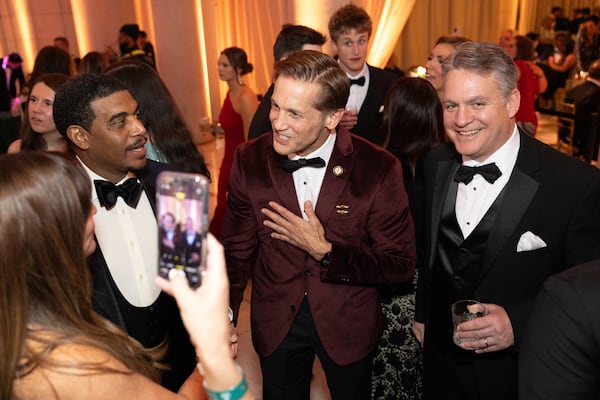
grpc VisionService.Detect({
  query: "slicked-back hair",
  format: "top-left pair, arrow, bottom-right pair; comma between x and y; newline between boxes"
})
443,42 -> 518,99
273,24 -> 326,60
273,50 -> 349,112
53,73 -> 128,140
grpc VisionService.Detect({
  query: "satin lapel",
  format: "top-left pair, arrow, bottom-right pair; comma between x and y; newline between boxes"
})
481,133 -> 540,278
267,149 -> 303,216
88,241 -> 127,331
358,66 -> 378,120
428,159 -> 459,267
314,132 -> 353,226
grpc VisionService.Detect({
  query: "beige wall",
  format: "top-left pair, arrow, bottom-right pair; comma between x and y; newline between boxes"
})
2,0 -> 599,138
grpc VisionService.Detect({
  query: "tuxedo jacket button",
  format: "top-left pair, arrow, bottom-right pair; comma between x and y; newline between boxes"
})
290,305 -> 296,312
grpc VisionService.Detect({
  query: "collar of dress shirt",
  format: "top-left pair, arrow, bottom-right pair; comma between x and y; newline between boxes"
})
461,124 -> 520,180
345,62 -> 369,81
288,132 -> 337,167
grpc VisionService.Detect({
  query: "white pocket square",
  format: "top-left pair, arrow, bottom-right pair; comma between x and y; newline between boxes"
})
516,231 -> 547,252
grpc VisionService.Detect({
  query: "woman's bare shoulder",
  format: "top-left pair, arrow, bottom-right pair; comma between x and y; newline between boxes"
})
7,138 -> 22,153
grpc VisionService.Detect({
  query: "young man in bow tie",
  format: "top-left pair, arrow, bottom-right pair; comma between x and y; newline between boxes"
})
413,41 -> 600,400
328,3 -> 396,145
53,74 -> 199,393
221,50 -> 416,399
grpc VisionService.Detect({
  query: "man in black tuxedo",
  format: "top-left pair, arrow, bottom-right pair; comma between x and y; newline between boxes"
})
413,42 -> 600,400
182,217 -> 202,268
328,3 -> 396,146
159,212 -> 185,268
519,259 -> 600,399
565,59 -> 600,162
248,24 -> 326,140
53,74 -> 197,392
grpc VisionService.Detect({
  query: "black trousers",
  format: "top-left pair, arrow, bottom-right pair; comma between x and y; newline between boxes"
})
260,297 -> 373,400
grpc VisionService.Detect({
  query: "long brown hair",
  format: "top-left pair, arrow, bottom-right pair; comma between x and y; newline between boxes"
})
0,153 -> 159,399
105,60 -> 210,177
382,77 -> 444,164
20,73 -> 69,151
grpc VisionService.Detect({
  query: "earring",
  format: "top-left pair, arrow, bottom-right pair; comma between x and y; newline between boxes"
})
237,73 -> 244,86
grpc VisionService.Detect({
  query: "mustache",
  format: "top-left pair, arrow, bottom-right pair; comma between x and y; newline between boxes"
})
126,137 -> 147,150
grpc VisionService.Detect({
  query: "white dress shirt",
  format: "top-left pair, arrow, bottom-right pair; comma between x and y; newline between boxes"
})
344,63 -> 369,114
80,159 -> 161,306
455,126 -> 520,238
291,133 -> 336,219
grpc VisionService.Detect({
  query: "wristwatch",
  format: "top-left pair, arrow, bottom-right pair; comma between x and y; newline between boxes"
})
320,251 -> 332,267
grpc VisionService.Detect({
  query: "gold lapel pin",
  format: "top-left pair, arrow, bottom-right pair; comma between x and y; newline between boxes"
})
335,204 -> 350,215
333,165 -> 344,176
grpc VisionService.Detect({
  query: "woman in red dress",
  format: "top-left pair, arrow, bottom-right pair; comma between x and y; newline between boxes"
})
210,47 -> 258,237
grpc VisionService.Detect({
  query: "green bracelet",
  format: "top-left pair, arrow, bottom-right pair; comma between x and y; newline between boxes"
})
204,367 -> 248,400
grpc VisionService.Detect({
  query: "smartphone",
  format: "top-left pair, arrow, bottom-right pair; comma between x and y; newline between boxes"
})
156,171 -> 209,288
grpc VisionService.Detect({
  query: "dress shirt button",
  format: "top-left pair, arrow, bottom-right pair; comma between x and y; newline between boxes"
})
459,248 -> 468,254
304,269 -> 311,276
290,305 -> 296,312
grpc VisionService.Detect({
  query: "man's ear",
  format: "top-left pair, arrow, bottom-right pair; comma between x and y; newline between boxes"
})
66,125 -> 90,150
506,88 -> 521,119
325,108 -> 344,130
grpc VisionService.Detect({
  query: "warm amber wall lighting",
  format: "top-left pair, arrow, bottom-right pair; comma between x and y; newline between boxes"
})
133,0 -> 156,63
195,0 -> 211,117
294,0 -> 329,41
70,0 -> 91,56
12,0 -> 35,71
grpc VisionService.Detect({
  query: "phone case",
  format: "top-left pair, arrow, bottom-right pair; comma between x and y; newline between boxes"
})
156,171 -> 209,288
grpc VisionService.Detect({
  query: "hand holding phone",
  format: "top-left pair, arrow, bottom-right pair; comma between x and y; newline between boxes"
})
157,171 -> 209,288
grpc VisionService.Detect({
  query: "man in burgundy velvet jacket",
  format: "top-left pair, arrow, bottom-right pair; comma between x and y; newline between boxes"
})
221,50 -> 415,399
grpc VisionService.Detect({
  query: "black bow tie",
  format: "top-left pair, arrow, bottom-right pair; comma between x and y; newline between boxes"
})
94,178 -> 143,209
349,76 -> 365,86
454,163 -> 502,185
281,157 -> 326,173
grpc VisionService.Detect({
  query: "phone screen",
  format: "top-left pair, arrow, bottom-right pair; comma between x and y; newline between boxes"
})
156,171 -> 209,288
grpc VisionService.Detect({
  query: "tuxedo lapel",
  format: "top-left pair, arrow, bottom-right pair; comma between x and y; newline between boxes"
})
88,163 -> 160,333
88,242 -> 127,331
358,66 -> 379,121
428,158 -> 459,267
315,132 -> 354,226
481,132 -> 540,278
